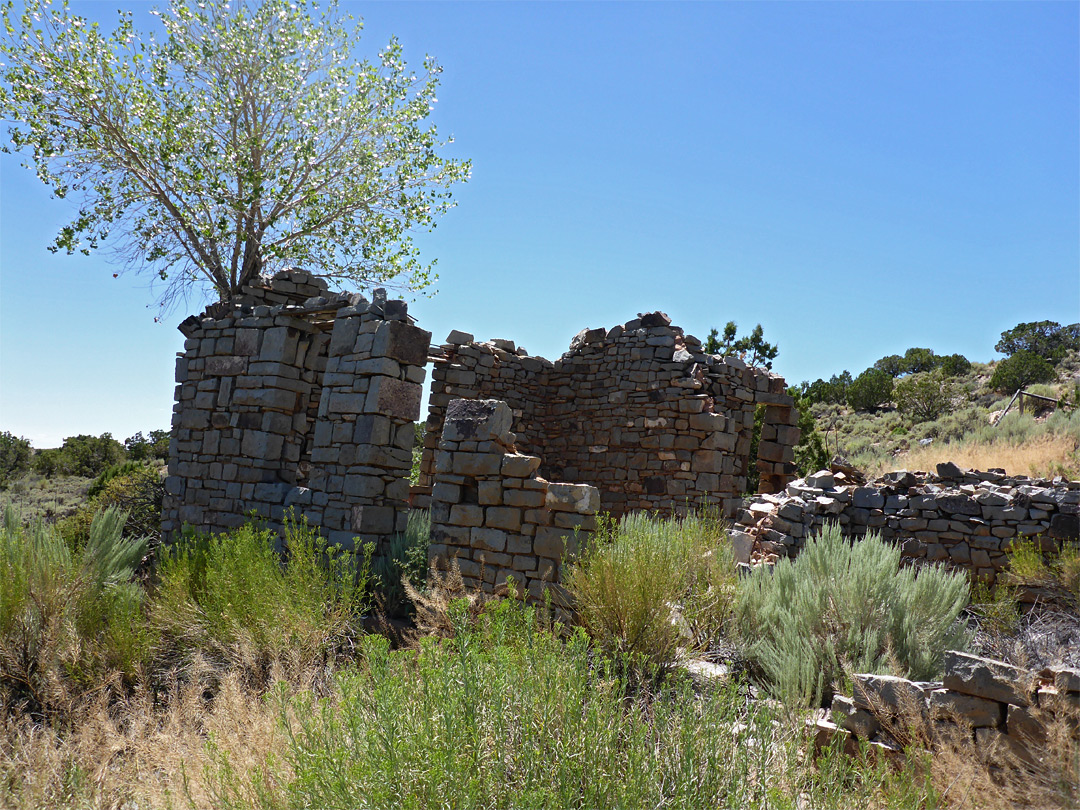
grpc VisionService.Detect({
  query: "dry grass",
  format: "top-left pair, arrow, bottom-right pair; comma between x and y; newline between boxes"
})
0,667 -> 294,810
0,475 -> 93,525
878,433 -> 1079,479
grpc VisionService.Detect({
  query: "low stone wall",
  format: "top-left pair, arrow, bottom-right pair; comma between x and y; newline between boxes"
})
822,652 -> 1079,763
161,270 -> 430,552
731,463 -> 1080,582
422,313 -> 801,519
429,399 -> 599,603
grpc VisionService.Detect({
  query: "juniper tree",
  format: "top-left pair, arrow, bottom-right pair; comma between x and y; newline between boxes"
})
0,0 -> 469,309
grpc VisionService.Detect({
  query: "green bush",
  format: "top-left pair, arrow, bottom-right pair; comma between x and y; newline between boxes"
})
938,353 -> 972,376
989,350 -> 1056,393
372,509 -> 430,619
0,431 -> 32,488
894,369 -> 956,422
846,368 -> 893,412
0,506 -> 149,715
735,523 -> 970,706
58,464 -> 164,548
123,429 -> 171,462
151,517 -> 371,673
563,511 -> 734,672
902,347 -> 938,374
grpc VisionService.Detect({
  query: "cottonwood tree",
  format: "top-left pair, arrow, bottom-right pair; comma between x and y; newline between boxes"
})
0,0 -> 469,309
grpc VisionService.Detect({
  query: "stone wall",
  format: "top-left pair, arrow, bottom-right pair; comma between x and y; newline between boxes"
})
821,652 -> 1079,763
731,463 -> 1080,582
420,313 -> 800,519
428,399 -> 599,603
161,270 -> 430,551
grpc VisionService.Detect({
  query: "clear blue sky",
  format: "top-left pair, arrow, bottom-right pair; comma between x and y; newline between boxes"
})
2,1 -> 1078,447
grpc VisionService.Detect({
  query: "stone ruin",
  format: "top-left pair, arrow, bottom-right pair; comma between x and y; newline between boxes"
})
417,312 -> 801,517
818,652 -> 1079,765
732,462 -> 1080,583
161,270 -> 431,551
161,271 -> 803,595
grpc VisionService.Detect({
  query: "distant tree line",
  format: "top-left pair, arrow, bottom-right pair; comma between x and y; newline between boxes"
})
792,320 -> 1078,422
0,429 -> 170,488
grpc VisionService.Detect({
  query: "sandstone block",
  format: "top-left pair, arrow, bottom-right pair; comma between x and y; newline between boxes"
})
502,453 -> 542,478
545,483 -> 600,514
486,507 -> 522,532
929,689 -> 1002,728
443,399 -> 513,442
943,651 -> 1033,707
367,377 -> 423,421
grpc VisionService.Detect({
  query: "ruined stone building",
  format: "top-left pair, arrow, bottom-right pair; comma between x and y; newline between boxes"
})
161,270 -> 802,594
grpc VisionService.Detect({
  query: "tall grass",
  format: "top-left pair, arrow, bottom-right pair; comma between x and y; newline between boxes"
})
563,511 -> 735,671
735,524 -> 971,706
152,516 -> 372,676
372,508 -> 430,619
0,506 -> 149,715
213,598 -> 939,810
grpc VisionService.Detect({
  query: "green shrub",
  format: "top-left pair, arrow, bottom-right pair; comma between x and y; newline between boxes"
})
563,511 -> 734,672
735,524 -> 970,706
372,509 -> 430,619
58,464 -> 164,547
894,369 -> 956,422
123,429 -> 170,462
989,350 -> 1057,393
0,506 -> 149,715
902,347 -> 938,374
938,353 -> 972,376
152,517 -> 371,674
0,431 -> 32,488
846,368 -> 893,412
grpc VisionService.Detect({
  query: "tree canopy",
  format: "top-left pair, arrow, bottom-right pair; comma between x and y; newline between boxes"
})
0,0 -> 469,309
995,321 -> 1080,361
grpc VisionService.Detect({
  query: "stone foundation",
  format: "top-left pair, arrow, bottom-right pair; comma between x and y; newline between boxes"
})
731,463 -> 1080,582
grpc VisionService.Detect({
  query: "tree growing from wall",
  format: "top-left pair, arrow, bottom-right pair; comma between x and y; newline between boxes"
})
703,322 -> 778,369
0,0 -> 469,309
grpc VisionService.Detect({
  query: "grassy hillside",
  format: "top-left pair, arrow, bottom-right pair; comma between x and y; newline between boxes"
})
806,353 -> 1080,479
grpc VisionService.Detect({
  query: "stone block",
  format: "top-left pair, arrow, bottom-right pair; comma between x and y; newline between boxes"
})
478,480 -> 502,505
450,504 -> 484,527
728,530 -> 755,564
351,504 -> 396,535
943,651 -> 1034,707
486,507 -> 522,532
452,452 -> 502,477
546,483 -> 600,514
534,526 -> 576,559
205,355 -> 247,376
472,527 -> 507,552
260,326 -> 298,364
852,674 -> 932,716
328,315 -> 361,356
373,320 -> 431,366
502,453 -> 542,478
929,689 -> 1003,728
443,399 -> 513,442
367,377 -> 423,421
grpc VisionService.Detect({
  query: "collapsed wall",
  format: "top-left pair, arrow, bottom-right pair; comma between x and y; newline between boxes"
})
161,270 -> 430,551
731,463 -> 1080,582
419,312 -> 801,518
820,652 -> 1079,764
